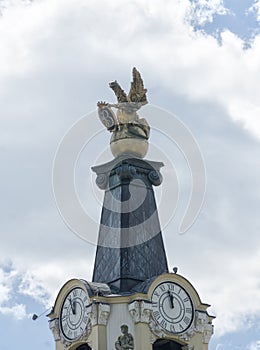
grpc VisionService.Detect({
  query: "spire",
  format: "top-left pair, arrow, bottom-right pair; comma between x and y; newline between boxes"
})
92,68 -> 168,293
92,157 -> 168,293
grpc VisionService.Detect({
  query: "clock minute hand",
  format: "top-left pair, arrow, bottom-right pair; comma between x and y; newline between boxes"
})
168,291 -> 174,309
69,297 -> 76,315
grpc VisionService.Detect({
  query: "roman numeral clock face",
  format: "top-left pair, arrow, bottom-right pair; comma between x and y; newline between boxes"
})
59,287 -> 90,341
151,282 -> 194,334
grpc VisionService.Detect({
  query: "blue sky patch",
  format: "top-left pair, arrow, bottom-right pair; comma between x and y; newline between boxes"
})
189,0 -> 260,44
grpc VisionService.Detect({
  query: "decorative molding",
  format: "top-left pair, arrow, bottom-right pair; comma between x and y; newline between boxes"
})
178,325 -> 195,342
63,322 -> 91,347
49,318 -> 61,342
49,315 -> 92,348
58,321 -> 92,348
96,174 -> 108,189
147,306 -> 196,341
86,281 -> 111,295
148,317 -> 166,338
90,302 -> 98,325
195,311 -> 214,344
150,333 -> 157,344
147,314 -> 197,343
99,303 -> 111,325
148,170 -> 162,186
182,345 -> 194,350
140,306 -> 212,344
116,164 -> 136,181
147,310 -> 213,344
60,334 -> 72,348
128,300 -> 152,323
82,321 -> 92,341
90,302 -> 110,326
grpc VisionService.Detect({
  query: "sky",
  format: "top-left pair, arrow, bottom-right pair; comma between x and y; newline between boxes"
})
0,0 -> 260,349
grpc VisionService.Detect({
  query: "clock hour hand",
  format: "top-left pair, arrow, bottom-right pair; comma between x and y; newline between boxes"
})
168,290 -> 174,309
72,300 -> 76,314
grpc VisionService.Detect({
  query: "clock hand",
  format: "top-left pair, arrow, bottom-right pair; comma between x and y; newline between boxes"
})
72,300 -> 76,315
69,297 -> 76,315
167,290 -> 174,309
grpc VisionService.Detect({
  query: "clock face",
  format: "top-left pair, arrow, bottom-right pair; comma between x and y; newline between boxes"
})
151,281 -> 194,334
60,287 -> 90,341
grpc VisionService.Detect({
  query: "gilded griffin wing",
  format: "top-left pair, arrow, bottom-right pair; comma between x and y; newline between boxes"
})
109,80 -> 128,103
128,67 -> 148,104
108,68 -> 148,107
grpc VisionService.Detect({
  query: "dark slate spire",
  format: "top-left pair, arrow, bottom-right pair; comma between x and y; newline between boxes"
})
92,156 -> 168,293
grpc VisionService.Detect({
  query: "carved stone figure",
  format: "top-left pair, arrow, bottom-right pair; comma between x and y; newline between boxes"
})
115,325 -> 134,350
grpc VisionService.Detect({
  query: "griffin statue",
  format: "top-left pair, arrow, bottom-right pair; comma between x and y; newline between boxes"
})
97,68 -> 150,158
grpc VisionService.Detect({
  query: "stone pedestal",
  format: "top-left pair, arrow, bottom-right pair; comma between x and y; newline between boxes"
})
92,156 -> 168,293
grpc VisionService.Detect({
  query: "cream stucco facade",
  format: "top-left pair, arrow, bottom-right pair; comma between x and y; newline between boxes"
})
49,273 -> 214,350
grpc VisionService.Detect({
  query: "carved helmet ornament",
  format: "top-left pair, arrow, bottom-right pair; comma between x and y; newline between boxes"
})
97,68 -> 150,158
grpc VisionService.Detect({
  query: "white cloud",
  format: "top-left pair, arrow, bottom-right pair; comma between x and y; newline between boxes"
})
248,0 -> 260,22
0,0 -> 259,138
0,265 -> 18,303
0,260 -> 92,321
0,304 -> 27,320
186,0 -> 229,25
0,263 -> 52,319
18,271 -> 50,307
248,340 -> 260,350
0,0 -> 260,342
0,284 -> 10,304
25,259 -> 94,305
0,0 -> 32,13
0,265 -> 28,319
209,251 -> 260,335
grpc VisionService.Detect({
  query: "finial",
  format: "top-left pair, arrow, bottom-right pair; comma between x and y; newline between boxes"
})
173,267 -> 178,274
